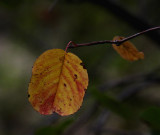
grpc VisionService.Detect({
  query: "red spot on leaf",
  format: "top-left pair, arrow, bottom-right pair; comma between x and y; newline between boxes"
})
39,94 -> 55,115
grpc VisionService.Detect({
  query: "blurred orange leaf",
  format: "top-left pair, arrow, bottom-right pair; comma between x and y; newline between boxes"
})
112,36 -> 144,61
28,49 -> 88,116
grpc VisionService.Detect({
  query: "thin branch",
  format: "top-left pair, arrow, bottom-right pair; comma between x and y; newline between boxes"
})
66,26 -> 160,50
68,0 -> 160,46
122,26 -> 160,43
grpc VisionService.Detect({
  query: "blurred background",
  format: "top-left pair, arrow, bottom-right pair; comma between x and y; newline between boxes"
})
0,0 -> 160,135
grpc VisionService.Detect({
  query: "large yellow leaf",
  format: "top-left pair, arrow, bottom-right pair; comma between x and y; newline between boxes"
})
112,36 -> 144,61
28,49 -> 88,116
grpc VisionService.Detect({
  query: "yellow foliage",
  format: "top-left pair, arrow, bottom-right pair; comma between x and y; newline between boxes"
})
112,36 -> 144,61
28,49 -> 88,116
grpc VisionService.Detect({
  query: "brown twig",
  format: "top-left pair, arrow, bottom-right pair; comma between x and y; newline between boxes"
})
66,26 -> 160,51
68,0 -> 160,46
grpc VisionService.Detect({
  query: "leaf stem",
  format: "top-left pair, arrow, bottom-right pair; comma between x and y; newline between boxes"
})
65,41 -> 78,52
66,26 -> 160,49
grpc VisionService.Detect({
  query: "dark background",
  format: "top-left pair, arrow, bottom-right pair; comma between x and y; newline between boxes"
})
0,0 -> 160,135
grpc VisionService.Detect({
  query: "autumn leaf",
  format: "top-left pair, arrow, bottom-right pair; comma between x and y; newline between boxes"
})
28,49 -> 88,116
112,36 -> 144,61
